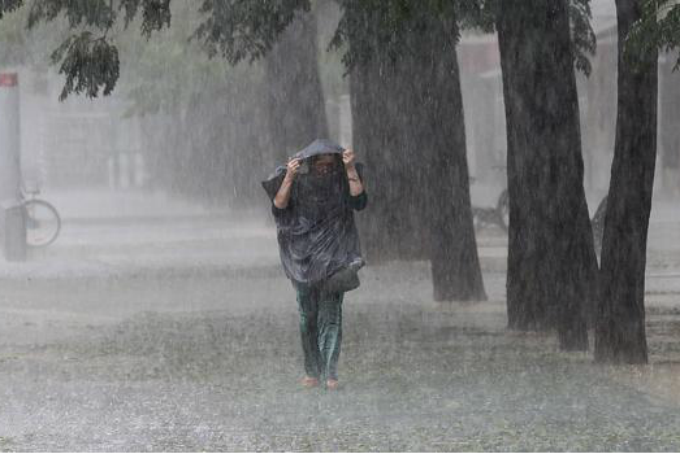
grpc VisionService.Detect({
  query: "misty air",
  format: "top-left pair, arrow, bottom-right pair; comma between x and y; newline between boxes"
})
0,0 -> 680,451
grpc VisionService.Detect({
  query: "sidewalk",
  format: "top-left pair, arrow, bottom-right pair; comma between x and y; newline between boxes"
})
1,189 -> 278,279
2,188 -> 678,281
48,188 -> 212,223
0,191 -> 679,451
1,188 -> 506,280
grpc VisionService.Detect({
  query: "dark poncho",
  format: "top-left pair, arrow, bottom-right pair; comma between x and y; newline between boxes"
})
262,141 -> 367,285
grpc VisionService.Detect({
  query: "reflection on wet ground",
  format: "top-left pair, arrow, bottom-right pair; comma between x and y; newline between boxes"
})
0,208 -> 679,450
0,265 -> 679,450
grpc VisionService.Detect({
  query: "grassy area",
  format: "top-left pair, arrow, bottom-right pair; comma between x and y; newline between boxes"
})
2,294 -> 679,451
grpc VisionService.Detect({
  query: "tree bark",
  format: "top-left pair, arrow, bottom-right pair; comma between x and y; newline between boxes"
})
406,17 -> 486,301
350,55 -> 420,262
497,0 -> 598,350
349,10 -> 486,301
264,11 -> 328,163
594,0 -> 658,364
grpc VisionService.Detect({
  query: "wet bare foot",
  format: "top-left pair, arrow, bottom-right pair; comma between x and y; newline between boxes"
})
326,379 -> 339,390
301,376 -> 320,388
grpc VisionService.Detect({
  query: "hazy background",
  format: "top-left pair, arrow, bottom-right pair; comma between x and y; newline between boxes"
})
3,0 -> 677,218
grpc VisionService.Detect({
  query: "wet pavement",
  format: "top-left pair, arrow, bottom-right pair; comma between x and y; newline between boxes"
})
0,190 -> 679,451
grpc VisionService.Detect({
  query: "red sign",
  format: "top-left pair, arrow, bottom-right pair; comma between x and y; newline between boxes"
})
0,73 -> 18,87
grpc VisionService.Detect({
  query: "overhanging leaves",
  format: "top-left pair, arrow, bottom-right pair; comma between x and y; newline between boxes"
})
193,0 -> 311,65
330,0 -> 467,71
119,0 -> 171,36
0,0 -> 24,19
51,31 -> 120,100
570,0 -> 596,76
23,0 -> 171,100
630,0 -> 680,70
28,0 -> 115,30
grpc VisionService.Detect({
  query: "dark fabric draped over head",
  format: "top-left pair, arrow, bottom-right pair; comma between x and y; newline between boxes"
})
262,140 -> 365,285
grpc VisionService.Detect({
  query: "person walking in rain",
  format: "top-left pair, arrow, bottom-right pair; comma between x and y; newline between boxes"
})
262,139 -> 367,390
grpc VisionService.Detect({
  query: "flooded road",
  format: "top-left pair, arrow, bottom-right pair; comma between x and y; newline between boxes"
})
0,192 -> 679,451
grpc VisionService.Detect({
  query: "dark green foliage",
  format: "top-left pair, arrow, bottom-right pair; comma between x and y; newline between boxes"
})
570,0 -> 597,76
121,0 -> 172,35
0,0 -> 23,18
50,32 -> 120,100
19,0 -> 172,99
193,0 -> 311,65
26,0 -> 171,34
480,0 -> 596,75
27,0 -> 115,29
630,0 -> 680,70
15,0 -> 312,99
330,0 -> 482,70
5,0 -> 597,99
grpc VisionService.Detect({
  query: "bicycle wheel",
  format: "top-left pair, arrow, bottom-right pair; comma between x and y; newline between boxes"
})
496,189 -> 509,232
24,199 -> 61,247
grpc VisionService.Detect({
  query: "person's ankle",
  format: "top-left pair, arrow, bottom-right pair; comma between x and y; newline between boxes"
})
326,378 -> 339,390
301,376 -> 320,388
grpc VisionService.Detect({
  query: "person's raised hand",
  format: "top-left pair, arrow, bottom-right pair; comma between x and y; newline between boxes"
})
286,158 -> 301,179
342,149 -> 356,169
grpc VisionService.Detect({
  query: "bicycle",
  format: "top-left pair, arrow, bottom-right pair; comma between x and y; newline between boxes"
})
21,185 -> 61,248
471,166 -> 509,232
472,189 -> 509,232
471,173 -> 608,247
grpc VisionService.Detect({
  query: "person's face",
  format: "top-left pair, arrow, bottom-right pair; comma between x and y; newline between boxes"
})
312,154 -> 336,175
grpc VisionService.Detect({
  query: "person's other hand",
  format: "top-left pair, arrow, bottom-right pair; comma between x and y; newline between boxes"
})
343,149 -> 356,169
286,158 -> 301,179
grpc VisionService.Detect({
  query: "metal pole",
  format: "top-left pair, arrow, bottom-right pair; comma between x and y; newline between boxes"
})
0,72 -> 26,261
0,72 -> 21,202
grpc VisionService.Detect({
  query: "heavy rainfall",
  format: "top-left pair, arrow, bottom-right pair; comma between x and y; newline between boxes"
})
0,0 -> 680,451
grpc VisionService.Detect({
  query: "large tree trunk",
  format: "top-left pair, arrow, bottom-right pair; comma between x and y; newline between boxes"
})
264,11 -> 328,163
497,0 -> 598,350
406,16 -> 486,301
350,55 -> 427,263
349,9 -> 486,301
594,0 -> 658,364
350,63 -> 402,261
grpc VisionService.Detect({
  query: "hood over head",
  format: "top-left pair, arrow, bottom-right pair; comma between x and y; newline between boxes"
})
291,139 -> 345,161
262,138 -> 346,200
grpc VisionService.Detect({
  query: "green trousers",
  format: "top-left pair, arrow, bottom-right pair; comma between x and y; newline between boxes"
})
295,282 -> 344,381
